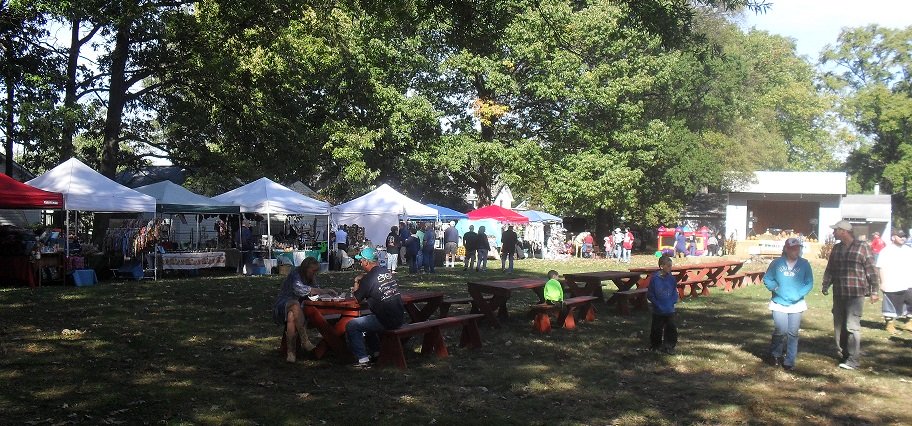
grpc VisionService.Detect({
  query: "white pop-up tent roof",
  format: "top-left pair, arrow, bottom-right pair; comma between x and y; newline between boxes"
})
213,177 -> 330,215
27,158 -> 156,212
333,184 -> 438,246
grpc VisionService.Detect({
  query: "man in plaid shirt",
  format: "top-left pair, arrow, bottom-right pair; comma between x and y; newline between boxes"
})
822,220 -> 880,370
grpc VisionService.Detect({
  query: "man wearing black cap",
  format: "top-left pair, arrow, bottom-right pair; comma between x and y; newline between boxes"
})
822,220 -> 880,370
345,247 -> 404,368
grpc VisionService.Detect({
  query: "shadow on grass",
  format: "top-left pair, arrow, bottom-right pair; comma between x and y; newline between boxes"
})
1,260 -> 910,424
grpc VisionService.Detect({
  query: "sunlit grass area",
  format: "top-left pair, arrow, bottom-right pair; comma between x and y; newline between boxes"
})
2,255 -> 911,424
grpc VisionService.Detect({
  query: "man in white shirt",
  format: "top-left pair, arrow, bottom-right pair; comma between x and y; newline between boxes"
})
876,230 -> 912,334
335,226 -> 348,252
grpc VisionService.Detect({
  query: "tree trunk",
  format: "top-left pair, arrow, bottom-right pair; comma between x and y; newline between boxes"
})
3,33 -> 14,176
101,21 -> 130,178
61,16 -> 81,161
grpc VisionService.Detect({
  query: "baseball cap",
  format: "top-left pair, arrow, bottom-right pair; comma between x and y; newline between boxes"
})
892,229 -> 906,238
784,237 -> 801,248
354,247 -> 378,262
830,220 -> 853,231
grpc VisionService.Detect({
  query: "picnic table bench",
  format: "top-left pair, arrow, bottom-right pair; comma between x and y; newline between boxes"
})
378,313 -> 484,369
530,296 -> 598,333
612,288 -> 649,315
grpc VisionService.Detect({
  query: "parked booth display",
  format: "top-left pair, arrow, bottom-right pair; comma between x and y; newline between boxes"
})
27,158 -> 157,283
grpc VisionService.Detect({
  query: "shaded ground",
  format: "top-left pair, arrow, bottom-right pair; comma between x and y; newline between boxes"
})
2,256 -> 910,425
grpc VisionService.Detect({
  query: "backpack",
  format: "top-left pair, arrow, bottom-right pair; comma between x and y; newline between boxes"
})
386,234 -> 397,249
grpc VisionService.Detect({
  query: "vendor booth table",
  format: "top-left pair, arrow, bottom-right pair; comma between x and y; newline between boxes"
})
159,251 -> 227,270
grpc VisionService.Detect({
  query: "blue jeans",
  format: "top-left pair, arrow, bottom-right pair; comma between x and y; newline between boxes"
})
477,249 -> 489,270
422,250 -> 435,272
833,296 -> 864,367
770,310 -> 802,367
345,314 -> 387,361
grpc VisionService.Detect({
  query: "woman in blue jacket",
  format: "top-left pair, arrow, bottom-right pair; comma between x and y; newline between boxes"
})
763,237 -> 814,370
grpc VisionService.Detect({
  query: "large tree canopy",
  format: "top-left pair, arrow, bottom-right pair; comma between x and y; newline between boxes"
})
821,24 -> 912,227
5,0 -> 856,227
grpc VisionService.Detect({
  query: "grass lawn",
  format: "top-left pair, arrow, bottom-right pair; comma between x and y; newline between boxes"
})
2,255 -> 911,425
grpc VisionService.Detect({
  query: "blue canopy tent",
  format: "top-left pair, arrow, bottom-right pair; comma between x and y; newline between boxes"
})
520,209 -> 562,223
412,203 -> 468,221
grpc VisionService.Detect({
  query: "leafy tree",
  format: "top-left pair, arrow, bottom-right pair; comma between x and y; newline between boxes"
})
821,25 -> 912,226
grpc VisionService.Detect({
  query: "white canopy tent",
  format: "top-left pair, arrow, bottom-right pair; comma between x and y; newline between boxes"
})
27,158 -> 156,212
213,178 -> 331,261
332,184 -> 438,247
27,158 -> 157,255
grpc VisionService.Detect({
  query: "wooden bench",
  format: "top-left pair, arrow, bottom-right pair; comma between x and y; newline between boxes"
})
613,288 -> 649,315
378,313 -> 484,369
677,279 -> 713,298
530,296 -> 598,333
279,313 -> 341,357
721,273 -> 747,292
744,271 -> 765,286
439,295 -> 493,318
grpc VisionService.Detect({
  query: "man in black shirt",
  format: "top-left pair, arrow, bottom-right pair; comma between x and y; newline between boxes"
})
500,225 -> 518,273
346,247 -> 405,367
385,226 -> 399,274
462,225 -> 478,271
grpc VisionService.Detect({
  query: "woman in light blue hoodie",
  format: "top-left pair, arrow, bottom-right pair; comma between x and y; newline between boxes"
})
763,237 -> 814,370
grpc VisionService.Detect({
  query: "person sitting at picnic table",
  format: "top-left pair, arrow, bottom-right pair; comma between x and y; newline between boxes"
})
647,255 -> 678,354
272,256 -> 338,363
346,247 -> 405,368
763,237 -> 813,371
544,270 -> 564,306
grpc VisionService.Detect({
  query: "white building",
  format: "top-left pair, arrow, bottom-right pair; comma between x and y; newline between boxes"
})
725,171 -> 846,240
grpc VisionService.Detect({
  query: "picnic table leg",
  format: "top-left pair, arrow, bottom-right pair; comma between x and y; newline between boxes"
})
421,327 -> 449,358
468,284 -> 505,327
459,319 -> 483,349
406,297 -> 443,322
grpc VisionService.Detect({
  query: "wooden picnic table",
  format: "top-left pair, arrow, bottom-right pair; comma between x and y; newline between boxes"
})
467,277 -> 546,328
302,290 -> 446,360
400,290 -> 445,322
562,271 -> 643,303
629,260 -> 744,297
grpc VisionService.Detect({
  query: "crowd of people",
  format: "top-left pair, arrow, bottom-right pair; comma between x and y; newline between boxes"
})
273,217 -> 910,373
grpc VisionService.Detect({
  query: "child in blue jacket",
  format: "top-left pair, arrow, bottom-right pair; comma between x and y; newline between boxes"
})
763,238 -> 813,370
647,255 -> 679,354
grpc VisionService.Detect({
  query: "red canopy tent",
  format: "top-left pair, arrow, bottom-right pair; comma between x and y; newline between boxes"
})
467,205 -> 529,223
0,173 -> 63,209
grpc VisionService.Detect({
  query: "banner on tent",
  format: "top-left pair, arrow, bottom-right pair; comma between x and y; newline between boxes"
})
160,252 -> 226,270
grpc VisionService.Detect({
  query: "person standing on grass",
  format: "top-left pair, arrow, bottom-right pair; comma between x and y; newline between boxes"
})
622,228 -> 634,263
876,230 -> 912,335
421,223 -> 436,273
870,231 -> 886,261
647,255 -> 678,354
346,247 -> 404,368
444,221 -> 460,268
463,225 -> 478,271
398,221 -> 410,266
763,238 -> 814,371
500,225 -> 518,273
405,228 -> 420,273
476,226 -> 491,271
272,257 -> 338,363
385,226 -> 399,274
822,220 -> 880,370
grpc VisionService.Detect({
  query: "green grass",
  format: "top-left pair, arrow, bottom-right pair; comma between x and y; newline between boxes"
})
2,255 -> 911,425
